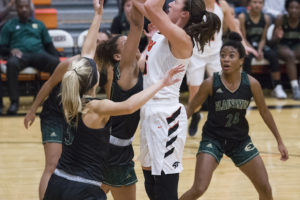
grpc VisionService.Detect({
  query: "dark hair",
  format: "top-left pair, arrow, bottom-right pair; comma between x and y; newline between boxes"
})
120,0 -> 131,14
183,0 -> 221,52
99,28 -> 112,39
95,34 -> 123,71
221,32 -> 246,58
285,0 -> 300,10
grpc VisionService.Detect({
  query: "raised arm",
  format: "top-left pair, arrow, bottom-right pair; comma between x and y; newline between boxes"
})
24,56 -> 79,129
81,0 -> 104,58
249,76 -> 288,161
133,0 -> 192,58
117,4 -> 144,90
93,64 -> 185,116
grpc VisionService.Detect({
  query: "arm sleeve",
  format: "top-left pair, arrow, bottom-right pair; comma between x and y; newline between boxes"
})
44,42 -> 60,58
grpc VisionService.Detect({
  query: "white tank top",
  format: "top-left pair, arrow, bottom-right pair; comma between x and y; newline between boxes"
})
143,33 -> 190,101
195,2 -> 224,56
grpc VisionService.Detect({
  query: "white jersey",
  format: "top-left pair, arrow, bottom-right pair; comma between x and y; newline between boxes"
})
197,2 -> 224,56
143,33 -> 190,101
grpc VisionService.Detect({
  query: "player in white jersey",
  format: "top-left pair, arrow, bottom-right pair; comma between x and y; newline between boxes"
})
133,0 -> 221,199
187,0 -> 257,136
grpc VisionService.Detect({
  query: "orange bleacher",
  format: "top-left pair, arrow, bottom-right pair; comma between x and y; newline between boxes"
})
33,0 -> 51,6
35,8 -> 57,29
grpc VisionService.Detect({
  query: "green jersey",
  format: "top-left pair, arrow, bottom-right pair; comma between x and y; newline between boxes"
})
203,72 -> 252,141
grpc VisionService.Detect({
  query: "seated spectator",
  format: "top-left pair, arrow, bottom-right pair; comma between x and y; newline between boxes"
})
271,0 -> 300,100
239,0 -> 287,99
263,0 -> 286,22
0,0 -> 60,115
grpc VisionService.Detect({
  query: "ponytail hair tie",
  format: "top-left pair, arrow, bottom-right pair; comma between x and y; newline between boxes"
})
73,68 -> 79,76
202,10 -> 207,23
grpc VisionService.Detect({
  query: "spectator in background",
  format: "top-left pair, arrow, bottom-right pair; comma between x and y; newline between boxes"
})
271,0 -> 300,100
263,0 -> 286,22
0,0 -> 60,115
239,0 -> 287,99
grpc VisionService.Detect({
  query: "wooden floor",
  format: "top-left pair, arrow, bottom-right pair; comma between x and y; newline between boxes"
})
0,96 -> 300,200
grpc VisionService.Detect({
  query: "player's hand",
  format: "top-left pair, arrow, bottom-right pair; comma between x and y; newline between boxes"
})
11,48 -> 22,58
274,27 -> 284,39
278,142 -> 289,161
93,0 -> 104,15
256,50 -> 264,61
162,64 -> 185,87
245,46 -> 259,57
24,111 -> 36,129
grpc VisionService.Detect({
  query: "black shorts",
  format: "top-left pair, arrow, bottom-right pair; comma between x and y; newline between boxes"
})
44,174 -> 107,200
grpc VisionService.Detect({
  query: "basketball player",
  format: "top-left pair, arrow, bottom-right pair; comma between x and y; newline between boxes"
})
95,5 -> 144,200
180,32 -> 289,200
187,0 -> 258,136
24,0 -> 104,199
133,0 -> 221,199
43,54 -> 185,200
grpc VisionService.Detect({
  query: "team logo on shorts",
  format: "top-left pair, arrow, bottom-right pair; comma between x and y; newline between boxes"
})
50,132 -> 57,137
244,142 -> 255,152
206,143 -> 213,148
172,161 -> 180,169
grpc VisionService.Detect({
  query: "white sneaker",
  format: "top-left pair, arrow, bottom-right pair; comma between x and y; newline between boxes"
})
272,84 -> 287,99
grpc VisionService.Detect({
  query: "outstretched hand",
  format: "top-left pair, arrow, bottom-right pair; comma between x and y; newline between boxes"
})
162,64 -> 185,87
278,143 -> 289,161
93,0 -> 104,15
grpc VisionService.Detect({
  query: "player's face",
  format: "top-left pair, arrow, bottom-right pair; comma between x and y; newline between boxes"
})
168,0 -> 186,23
287,1 -> 300,19
16,0 -> 31,22
220,46 -> 243,74
124,0 -> 133,18
249,0 -> 264,13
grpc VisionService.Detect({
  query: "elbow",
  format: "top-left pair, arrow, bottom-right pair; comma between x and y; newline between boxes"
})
126,104 -> 136,115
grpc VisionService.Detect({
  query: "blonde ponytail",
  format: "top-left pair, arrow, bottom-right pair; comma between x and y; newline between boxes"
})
61,58 -> 93,126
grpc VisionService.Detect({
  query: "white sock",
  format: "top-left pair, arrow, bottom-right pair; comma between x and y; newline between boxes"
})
290,80 -> 299,88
